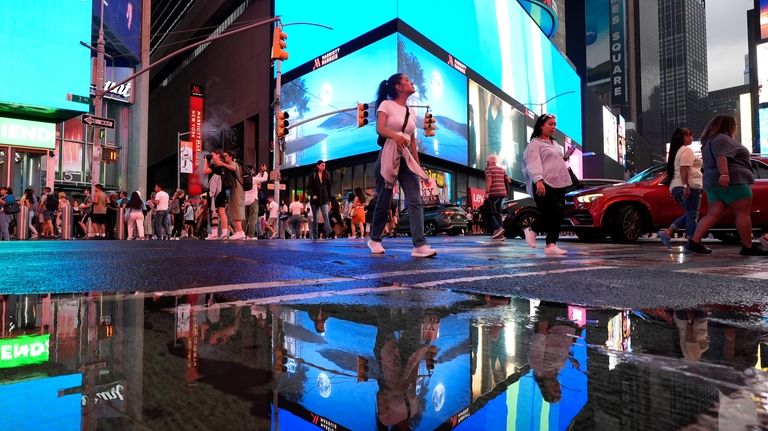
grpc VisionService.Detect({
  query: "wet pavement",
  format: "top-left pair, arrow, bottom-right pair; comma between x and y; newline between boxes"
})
1,287 -> 767,430
3,236 -> 768,429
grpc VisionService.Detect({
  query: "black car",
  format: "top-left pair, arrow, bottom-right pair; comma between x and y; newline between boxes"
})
501,178 -> 622,238
396,204 -> 468,236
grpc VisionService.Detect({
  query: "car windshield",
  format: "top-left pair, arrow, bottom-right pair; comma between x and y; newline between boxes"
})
626,164 -> 666,184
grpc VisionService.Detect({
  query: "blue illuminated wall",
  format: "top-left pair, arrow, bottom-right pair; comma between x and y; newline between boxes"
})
0,0 -> 92,114
0,374 -> 83,430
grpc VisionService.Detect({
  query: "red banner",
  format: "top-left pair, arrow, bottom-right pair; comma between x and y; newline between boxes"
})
468,188 -> 485,209
189,84 -> 204,195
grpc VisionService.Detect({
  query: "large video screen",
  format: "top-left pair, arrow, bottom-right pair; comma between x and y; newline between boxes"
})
761,0 -> 768,40
617,115 -> 626,167
585,0 -> 610,85
760,107 -> 768,155
758,43 -> 768,105
283,34 -> 468,167
0,0 -> 91,112
0,374 -> 82,430
603,107 -> 618,162
468,80 -> 528,182
95,0 -> 142,62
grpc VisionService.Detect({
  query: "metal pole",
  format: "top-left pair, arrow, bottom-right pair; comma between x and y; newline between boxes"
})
274,57 -> 283,207
91,0 -> 106,195
177,131 -> 182,192
16,206 -> 29,240
61,205 -> 74,240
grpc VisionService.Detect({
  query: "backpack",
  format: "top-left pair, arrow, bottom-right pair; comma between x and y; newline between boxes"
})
241,164 -> 253,192
45,193 -> 58,212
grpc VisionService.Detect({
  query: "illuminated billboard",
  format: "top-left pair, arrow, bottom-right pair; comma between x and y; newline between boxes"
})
0,334 -> 50,368
586,0 -> 611,85
603,107 -> 618,162
760,0 -> 768,40
0,0 -> 92,115
0,118 -> 56,150
94,0 -> 142,62
758,43 -> 768,104
617,115 -> 626,167
0,373 -> 82,430
282,34 -> 468,168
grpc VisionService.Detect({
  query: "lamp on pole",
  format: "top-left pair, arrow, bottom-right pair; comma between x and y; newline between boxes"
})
522,90 -> 576,115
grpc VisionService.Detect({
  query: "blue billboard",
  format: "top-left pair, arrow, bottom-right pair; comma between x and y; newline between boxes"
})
282,34 -> 468,167
0,0 -> 92,114
0,373 -> 83,430
94,0 -> 143,62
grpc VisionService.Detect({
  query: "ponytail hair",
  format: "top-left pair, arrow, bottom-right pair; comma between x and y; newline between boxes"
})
375,73 -> 404,109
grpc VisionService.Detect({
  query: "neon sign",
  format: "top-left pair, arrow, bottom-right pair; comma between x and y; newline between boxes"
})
0,334 -> 50,369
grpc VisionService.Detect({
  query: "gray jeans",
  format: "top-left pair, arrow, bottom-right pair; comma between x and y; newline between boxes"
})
370,153 -> 426,247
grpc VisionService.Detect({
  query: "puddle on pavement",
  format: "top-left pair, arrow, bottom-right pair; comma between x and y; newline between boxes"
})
1,292 -> 767,430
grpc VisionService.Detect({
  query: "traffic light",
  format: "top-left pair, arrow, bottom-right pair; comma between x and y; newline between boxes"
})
101,147 -> 118,163
425,345 -> 438,372
357,103 -> 369,127
277,111 -> 289,138
423,111 -> 436,137
271,26 -> 288,61
356,356 -> 369,382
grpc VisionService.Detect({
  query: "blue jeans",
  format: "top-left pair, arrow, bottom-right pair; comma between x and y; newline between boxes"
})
370,154 -> 426,247
486,196 -> 504,232
154,210 -> 171,238
670,187 -> 702,238
310,203 -> 332,239
0,213 -> 10,240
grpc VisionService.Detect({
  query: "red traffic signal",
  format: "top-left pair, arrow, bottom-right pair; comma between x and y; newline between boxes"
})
272,26 -> 288,61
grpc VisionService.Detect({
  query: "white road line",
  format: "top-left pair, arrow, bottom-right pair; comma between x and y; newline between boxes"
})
155,277 -> 354,297
413,266 -> 616,288
675,264 -> 768,280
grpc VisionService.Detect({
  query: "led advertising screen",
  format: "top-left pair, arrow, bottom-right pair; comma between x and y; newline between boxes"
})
0,373 -> 82,430
760,107 -> 768,155
603,107 -> 618,162
617,115 -> 626,167
468,80 -> 528,182
761,0 -> 768,40
282,34 -> 468,168
758,43 -> 768,105
0,0 -> 92,114
586,0 -> 610,85
95,0 -> 142,62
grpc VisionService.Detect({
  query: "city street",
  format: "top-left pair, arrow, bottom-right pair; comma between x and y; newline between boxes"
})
1,235 -> 767,430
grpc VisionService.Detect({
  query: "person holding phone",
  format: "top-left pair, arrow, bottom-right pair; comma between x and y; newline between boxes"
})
522,113 -> 573,255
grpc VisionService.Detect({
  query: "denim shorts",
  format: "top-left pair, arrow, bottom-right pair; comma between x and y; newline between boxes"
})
705,184 -> 752,205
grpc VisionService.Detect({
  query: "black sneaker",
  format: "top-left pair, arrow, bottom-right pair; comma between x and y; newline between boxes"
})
684,240 -> 712,254
739,244 -> 768,256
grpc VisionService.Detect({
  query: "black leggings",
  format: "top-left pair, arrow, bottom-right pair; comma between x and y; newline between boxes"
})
532,182 -> 566,245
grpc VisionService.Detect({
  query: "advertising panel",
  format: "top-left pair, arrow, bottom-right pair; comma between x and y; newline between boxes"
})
282,34 -> 468,168
760,0 -> 768,40
617,115 -> 626,167
586,0 -> 611,85
757,43 -> 768,105
0,373 -> 82,430
603,107 -> 618,162
95,0 -> 142,62
0,334 -> 51,368
760,107 -> 768,155
0,0 -> 91,113
468,80 -> 528,181
517,0 -> 559,38
609,0 -> 628,105
0,117 -> 56,150
189,84 -> 205,195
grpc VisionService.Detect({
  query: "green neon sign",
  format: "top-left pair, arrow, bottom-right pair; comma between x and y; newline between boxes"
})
0,334 -> 50,369
0,117 -> 56,150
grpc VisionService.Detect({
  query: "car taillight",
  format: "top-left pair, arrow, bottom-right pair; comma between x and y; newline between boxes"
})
441,211 -> 456,217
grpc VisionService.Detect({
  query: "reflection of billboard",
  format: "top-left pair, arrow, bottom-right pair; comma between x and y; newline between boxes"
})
617,115 -> 626,167
0,333 -> 50,368
283,34 -> 468,167
0,373 -> 82,430
0,1 -> 91,113
761,0 -> 768,40
757,43 -> 768,104
468,81 -> 527,181
603,107 -> 618,162
586,0 -> 610,85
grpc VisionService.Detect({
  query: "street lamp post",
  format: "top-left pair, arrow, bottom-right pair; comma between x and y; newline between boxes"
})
90,0 -> 106,194
523,90 -> 576,115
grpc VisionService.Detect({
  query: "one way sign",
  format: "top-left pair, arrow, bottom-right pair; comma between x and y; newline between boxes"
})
81,114 -> 115,129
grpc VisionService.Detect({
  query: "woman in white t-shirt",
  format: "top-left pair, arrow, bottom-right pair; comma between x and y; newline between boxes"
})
658,127 -> 703,248
367,73 -> 436,258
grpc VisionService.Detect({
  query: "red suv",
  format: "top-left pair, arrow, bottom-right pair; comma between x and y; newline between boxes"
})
564,157 -> 768,242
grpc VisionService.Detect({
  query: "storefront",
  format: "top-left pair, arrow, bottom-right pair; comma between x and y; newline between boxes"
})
0,117 -> 56,194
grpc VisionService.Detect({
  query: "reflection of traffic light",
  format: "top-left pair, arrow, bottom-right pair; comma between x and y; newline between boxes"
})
101,147 -> 118,163
357,103 -> 369,127
274,345 -> 288,374
98,323 -> 114,339
425,345 -> 437,371
356,356 -> 369,382
423,112 -> 436,137
277,111 -> 289,138
271,26 -> 288,61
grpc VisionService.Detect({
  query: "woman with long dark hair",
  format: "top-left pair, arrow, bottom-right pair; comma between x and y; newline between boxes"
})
126,191 -> 146,240
685,115 -> 768,255
307,159 -> 334,239
522,114 -> 573,255
367,73 -> 436,258
658,127 -> 702,249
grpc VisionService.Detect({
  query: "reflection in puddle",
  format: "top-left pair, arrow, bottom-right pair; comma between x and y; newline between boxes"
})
0,292 -> 766,430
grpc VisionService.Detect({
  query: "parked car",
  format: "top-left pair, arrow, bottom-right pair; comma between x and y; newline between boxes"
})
396,204 -> 468,236
501,179 -> 623,238
563,157 -> 768,242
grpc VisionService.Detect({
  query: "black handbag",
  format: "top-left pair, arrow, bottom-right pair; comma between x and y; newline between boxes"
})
3,201 -> 20,215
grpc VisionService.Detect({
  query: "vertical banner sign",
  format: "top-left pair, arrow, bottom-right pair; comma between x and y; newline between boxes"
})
609,0 -> 627,105
189,84 -> 204,195
179,140 -> 193,174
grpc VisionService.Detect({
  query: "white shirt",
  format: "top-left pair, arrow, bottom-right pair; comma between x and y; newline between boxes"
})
267,201 -> 279,219
670,145 -> 703,189
290,201 -> 304,215
244,177 -> 258,206
155,191 -> 170,211
377,100 -> 416,138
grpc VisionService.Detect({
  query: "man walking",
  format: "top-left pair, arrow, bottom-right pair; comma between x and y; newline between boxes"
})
153,184 -> 171,240
91,184 -> 109,239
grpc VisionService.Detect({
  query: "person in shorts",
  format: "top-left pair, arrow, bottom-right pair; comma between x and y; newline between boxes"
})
91,184 -> 109,239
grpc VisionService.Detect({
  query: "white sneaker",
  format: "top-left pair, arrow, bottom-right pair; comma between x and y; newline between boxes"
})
760,235 -> 768,250
544,244 -> 567,255
218,229 -> 230,240
367,239 -> 385,254
229,231 -> 246,240
523,227 -> 537,248
205,232 -> 219,240
491,227 -> 505,240
411,245 -> 437,258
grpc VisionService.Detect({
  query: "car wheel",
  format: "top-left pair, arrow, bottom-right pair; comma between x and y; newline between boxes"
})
425,222 -> 437,236
515,211 -> 539,236
575,230 -> 605,242
610,205 -> 644,242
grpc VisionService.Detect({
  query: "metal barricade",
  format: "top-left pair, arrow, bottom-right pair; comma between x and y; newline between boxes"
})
61,205 -> 73,240
16,206 -> 29,240
117,207 -> 127,240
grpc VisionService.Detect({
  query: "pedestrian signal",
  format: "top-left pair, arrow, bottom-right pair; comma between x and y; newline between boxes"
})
271,26 -> 288,61
357,103 -> 369,127
101,147 -> 118,163
423,112 -> 436,137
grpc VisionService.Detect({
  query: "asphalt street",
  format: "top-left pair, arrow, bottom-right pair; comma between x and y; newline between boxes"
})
2,235 -> 766,311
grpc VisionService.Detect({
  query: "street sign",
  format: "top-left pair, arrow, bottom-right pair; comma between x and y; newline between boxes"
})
81,114 -> 115,129
67,93 -> 91,104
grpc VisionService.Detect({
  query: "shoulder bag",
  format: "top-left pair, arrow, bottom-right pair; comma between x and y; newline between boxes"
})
377,106 -> 410,147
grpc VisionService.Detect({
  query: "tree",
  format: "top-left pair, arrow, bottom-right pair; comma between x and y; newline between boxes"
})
397,37 -> 427,101
281,78 -> 311,117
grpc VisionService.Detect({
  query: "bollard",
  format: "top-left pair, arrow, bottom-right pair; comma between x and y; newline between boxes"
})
117,207 -> 127,240
61,205 -> 73,240
16,206 -> 29,240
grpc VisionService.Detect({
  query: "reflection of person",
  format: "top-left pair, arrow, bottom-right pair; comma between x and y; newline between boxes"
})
528,302 -> 579,403
368,73 -> 436,258
522,114 -> 573,255
685,115 -> 768,255
658,128 -> 702,249
673,310 -> 709,361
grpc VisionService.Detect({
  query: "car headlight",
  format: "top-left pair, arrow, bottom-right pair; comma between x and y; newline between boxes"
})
576,193 -> 603,203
